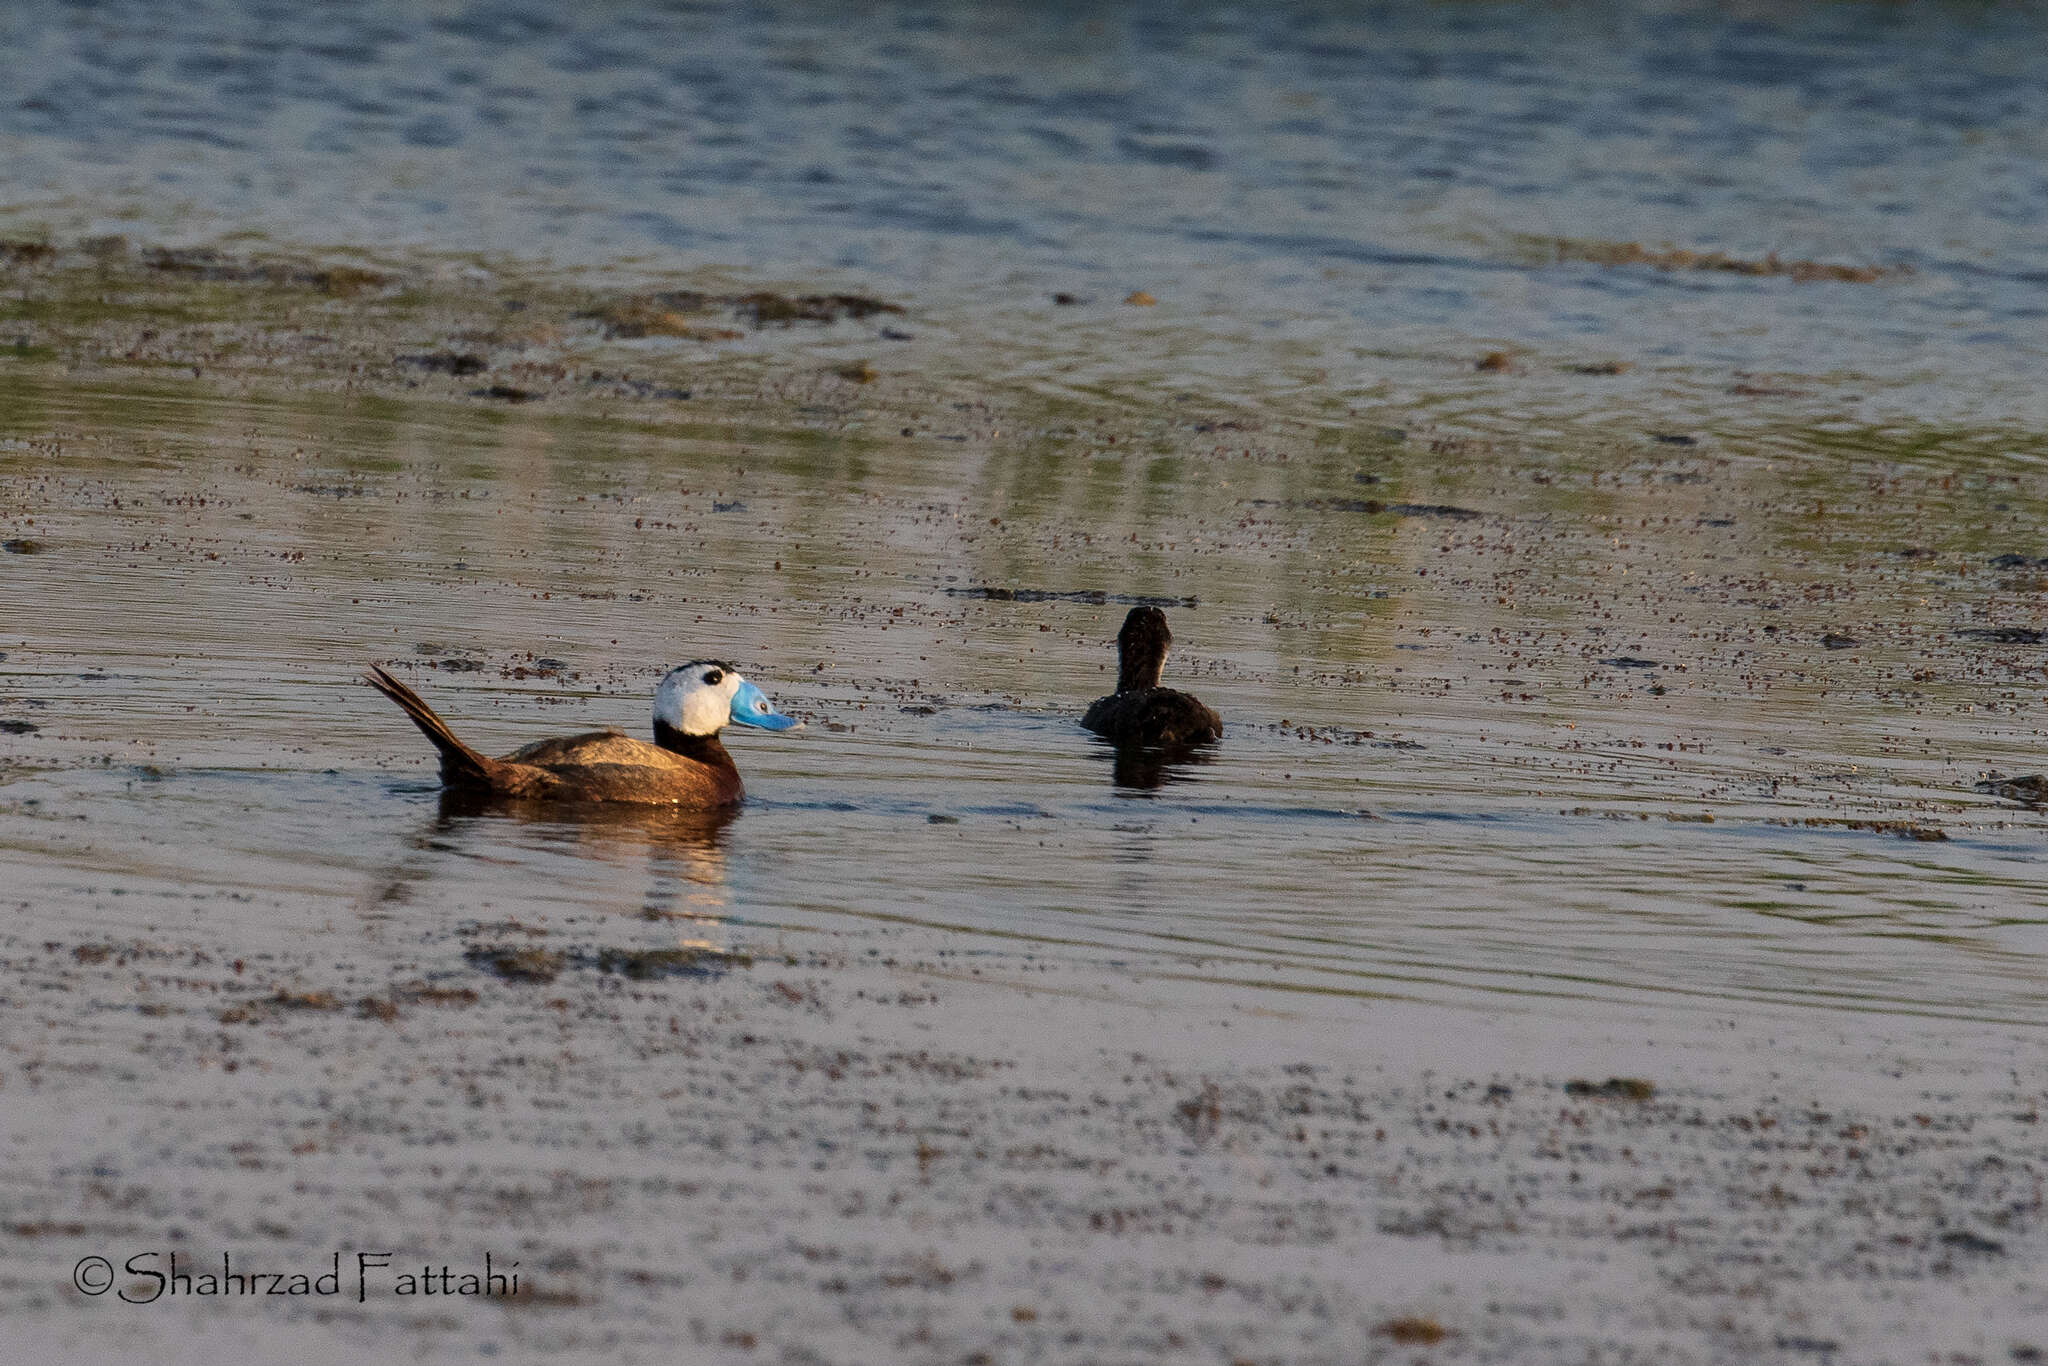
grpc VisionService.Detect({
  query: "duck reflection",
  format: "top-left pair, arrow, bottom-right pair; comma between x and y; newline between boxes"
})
455,793 -> 737,933
1097,739 -> 1217,794
435,788 -> 739,852
364,793 -> 739,946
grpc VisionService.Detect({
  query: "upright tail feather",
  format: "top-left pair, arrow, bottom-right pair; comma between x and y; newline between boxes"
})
364,665 -> 497,786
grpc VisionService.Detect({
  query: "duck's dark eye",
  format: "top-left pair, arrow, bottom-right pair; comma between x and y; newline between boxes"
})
703,668 -> 723,686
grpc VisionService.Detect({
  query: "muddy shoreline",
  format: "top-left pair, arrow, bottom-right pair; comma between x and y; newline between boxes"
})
6,923 -> 2046,1365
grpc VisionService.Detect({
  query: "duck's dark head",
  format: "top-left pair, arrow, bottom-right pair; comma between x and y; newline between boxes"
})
1115,606 -> 1172,691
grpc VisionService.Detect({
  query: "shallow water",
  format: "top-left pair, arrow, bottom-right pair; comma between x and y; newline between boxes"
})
4,0 -> 2048,427
6,7 -> 2048,1357
6,371 -> 2048,1037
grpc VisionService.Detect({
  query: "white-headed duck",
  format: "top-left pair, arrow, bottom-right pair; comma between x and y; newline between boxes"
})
1081,606 -> 1222,747
367,660 -> 799,807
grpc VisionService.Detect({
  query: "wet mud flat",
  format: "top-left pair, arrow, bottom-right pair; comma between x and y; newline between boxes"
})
3,246 -> 2048,1362
5,920 -> 2046,1365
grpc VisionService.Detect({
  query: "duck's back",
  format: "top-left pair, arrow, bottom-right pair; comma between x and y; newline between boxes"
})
1082,687 -> 1222,747
494,730 -> 742,806
504,729 -> 655,767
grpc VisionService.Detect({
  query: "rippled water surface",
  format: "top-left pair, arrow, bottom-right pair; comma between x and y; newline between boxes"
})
7,10 -> 2048,1355
6,372 -> 2048,1032
4,0 -> 2048,424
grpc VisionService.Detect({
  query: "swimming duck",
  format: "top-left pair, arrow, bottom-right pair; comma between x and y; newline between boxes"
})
366,660 -> 798,807
1081,606 -> 1222,747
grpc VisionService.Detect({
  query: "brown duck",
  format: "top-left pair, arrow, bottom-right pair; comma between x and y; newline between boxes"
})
1080,607 -> 1222,747
367,661 -> 799,807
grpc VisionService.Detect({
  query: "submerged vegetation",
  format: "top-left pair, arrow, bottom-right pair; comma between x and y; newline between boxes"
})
1519,234 -> 1909,283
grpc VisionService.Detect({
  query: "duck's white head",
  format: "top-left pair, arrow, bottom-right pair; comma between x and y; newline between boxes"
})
654,661 -> 800,737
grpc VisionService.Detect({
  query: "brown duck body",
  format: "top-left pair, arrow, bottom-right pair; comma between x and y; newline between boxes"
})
1081,686 -> 1222,748
366,667 -> 744,807
1080,606 -> 1222,747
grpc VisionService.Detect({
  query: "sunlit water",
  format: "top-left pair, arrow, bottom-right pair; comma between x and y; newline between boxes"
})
3,0 -> 2047,427
4,0 -> 2048,1039
8,11 -> 2048,1361
5,377 -> 2048,1036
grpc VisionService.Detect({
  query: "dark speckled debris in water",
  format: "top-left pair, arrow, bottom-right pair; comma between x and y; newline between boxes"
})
1565,1077 -> 1656,1101
1370,500 -> 1485,520
600,376 -> 693,400
1531,236 -> 1906,282
143,247 -> 390,294
397,350 -> 487,375
217,987 -> 345,1024
586,290 -> 901,335
1776,1336 -> 1842,1355
269,988 -> 341,1010
586,296 -> 739,339
583,947 -> 751,980
1773,818 -> 1948,842
1976,773 -> 2048,806
1378,1317 -> 1449,1346
465,946 -> 566,982
1245,498 -> 1484,520
737,292 -> 904,326
942,586 -> 1197,608
467,944 -> 746,981
1957,627 -> 2045,645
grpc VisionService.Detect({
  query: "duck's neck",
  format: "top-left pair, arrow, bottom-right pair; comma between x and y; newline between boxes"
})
1117,639 -> 1166,693
654,720 -> 736,770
